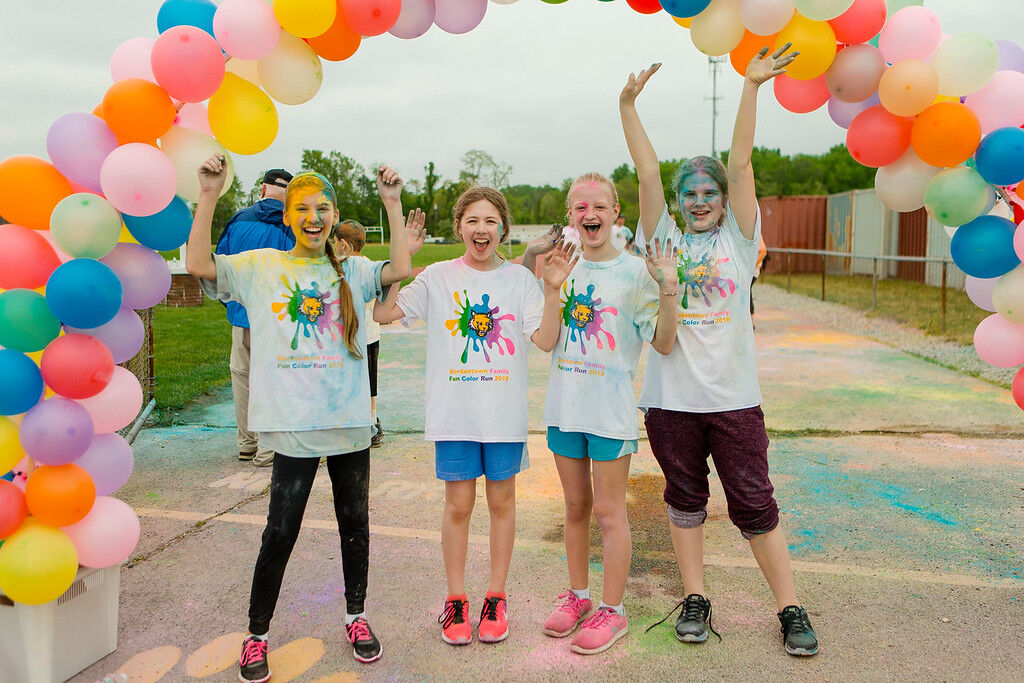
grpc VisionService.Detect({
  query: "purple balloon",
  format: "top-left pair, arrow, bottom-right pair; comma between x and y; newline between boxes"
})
390,0 -> 435,38
100,243 -> 172,310
434,0 -> 486,35
19,397 -> 95,465
46,113 -> 119,193
75,433 -> 134,495
66,307 -> 145,364
828,92 -> 880,130
996,40 -> 1024,74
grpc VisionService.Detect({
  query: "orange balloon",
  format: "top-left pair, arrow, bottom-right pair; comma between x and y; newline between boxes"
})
672,16 -> 692,29
101,78 -> 176,144
911,102 -> 982,168
731,30 -> 778,76
24,464 -> 95,527
307,12 -> 361,61
0,157 -> 73,231
1016,183 -> 1024,201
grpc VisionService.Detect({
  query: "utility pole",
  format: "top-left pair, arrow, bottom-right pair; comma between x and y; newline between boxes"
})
706,56 -> 726,157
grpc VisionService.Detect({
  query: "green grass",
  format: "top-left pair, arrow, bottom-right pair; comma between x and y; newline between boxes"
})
761,272 -> 987,346
361,242 -> 527,268
153,299 -> 231,411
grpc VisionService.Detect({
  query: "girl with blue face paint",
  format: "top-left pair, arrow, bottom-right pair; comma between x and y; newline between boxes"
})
619,46 -> 819,657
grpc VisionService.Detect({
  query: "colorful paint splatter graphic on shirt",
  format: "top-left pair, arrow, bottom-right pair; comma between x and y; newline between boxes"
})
560,280 -> 617,355
444,291 -> 516,364
271,275 -> 342,350
676,230 -> 736,309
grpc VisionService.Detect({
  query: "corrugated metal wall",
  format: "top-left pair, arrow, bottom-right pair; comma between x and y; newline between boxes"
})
898,209 -> 928,282
761,195 -> 827,274
826,193 -> 852,274
850,190 -> 893,277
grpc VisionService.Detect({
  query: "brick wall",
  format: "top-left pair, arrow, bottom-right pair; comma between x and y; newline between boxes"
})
163,273 -> 204,307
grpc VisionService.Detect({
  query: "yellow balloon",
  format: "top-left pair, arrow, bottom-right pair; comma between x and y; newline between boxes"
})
208,73 -> 280,156
0,416 -> 25,475
273,0 -> 336,39
673,16 -> 693,28
119,223 -> 139,244
0,519 -> 78,605
775,14 -> 837,81
933,94 -> 960,104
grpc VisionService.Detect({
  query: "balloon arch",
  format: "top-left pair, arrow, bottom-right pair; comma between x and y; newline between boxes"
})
1,0 -> 1024,605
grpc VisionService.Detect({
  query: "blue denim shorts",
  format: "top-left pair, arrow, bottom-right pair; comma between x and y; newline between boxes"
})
434,441 -> 526,481
546,427 -> 637,462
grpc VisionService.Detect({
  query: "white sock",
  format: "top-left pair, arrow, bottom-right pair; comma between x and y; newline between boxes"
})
249,632 -> 268,641
345,611 -> 366,625
599,602 -> 624,616
571,587 -> 590,601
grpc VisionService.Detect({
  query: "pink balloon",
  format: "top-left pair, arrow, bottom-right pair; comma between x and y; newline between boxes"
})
75,434 -> 134,496
110,37 -> 156,83
965,275 -> 998,312
66,308 -> 145,365
100,144 -> 177,217
974,313 -> 1024,367
214,0 -> 281,60
826,44 -> 885,104
827,0 -> 886,46
774,73 -> 830,114
434,0 -> 486,35
879,6 -> 942,64
390,0 -> 436,39
151,26 -> 226,103
174,104 -> 213,137
61,496 -> 140,568
1016,222 -> 1024,263
46,114 -> 119,194
964,71 -> 1024,135
74,366 -> 144,433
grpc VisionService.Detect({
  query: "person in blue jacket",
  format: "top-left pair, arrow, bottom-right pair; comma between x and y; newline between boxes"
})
216,169 -> 295,467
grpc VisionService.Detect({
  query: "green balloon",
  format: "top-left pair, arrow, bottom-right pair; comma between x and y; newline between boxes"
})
924,166 -> 993,228
886,0 -> 923,16
49,193 -> 121,260
0,289 -> 61,353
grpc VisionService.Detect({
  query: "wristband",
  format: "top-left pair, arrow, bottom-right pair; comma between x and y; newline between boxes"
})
660,289 -> 678,297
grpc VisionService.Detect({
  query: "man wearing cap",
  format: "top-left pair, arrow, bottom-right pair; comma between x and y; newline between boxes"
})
215,169 -> 295,467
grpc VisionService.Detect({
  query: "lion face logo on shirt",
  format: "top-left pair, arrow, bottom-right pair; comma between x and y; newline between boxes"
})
469,308 -> 494,337
570,301 -> 594,328
299,294 -> 326,323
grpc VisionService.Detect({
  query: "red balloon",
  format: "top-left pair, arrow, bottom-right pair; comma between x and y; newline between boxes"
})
626,0 -> 662,14
774,73 -> 830,114
0,224 -> 61,289
0,480 -> 27,539
339,0 -> 401,36
40,334 -> 114,400
846,105 -> 913,168
1013,367 -> 1024,411
828,0 -> 887,45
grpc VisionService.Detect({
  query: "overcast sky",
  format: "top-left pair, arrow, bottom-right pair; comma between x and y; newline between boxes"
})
1,1 -> 1022,189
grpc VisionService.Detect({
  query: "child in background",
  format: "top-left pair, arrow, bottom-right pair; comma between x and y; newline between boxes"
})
523,173 -> 678,654
374,186 -> 574,646
187,156 -> 412,681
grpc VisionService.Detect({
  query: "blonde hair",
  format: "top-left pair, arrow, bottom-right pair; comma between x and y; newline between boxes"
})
565,172 -> 618,215
452,186 -> 512,246
286,172 -> 361,359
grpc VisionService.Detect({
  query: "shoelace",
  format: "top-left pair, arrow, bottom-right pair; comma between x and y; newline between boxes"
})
644,595 -> 722,642
240,638 -> 268,666
555,591 -> 587,616
580,608 -> 614,630
347,619 -> 371,644
480,596 -> 504,622
780,607 -> 812,637
438,599 -> 467,629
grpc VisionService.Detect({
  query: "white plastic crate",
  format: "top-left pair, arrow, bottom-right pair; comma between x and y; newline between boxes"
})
0,565 -> 120,683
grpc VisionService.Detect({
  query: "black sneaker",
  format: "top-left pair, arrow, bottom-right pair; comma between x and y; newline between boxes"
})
371,418 -> 384,448
778,605 -> 818,656
238,635 -> 270,683
644,593 -> 720,643
346,617 -> 383,663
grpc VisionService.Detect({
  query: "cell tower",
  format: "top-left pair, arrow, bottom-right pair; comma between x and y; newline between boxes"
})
706,56 -> 726,157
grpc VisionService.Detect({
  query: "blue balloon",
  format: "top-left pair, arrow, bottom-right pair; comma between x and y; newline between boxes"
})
157,0 -> 217,37
124,196 -> 193,252
45,259 -> 123,329
950,215 -> 1020,279
975,127 -> 1024,187
0,350 -> 43,416
661,0 -> 712,18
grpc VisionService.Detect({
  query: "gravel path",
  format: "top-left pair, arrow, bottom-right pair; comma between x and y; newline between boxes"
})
758,283 -> 1017,388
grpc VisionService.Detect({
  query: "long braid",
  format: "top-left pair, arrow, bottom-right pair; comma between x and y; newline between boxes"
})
324,239 -> 362,359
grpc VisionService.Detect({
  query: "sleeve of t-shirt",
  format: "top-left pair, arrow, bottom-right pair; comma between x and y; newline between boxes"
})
635,208 -> 684,257
632,268 -> 659,344
345,255 -> 385,305
199,252 -> 257,308
725,202 -> 762,270
395,265 -> 431,323
521,269 -> 545,338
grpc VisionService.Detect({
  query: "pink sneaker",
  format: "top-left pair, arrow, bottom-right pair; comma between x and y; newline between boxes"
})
543,590 -> 593,638
570,608 -> 628,655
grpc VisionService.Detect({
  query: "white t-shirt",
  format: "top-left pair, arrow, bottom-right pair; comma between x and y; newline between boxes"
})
610,225 -> 628,251
202,249 -> 384,454
356,255 -> 382,345
543,253 -> 658,440
636,206 -> 762,412
396,258 -> 545,442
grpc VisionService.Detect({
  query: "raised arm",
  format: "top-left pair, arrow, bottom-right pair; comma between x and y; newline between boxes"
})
530,241 -> 579,353
185,155 -> 228,282
728,44 -> 797,240
377,165 -> 413,285
373,208 -> 425,324
643,237 -> 680,355
520,223 -> 563,275
619,63 -> 666,243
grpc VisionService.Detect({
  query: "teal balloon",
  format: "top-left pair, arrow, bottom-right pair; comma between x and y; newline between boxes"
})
0,290 -> 61,353
0,350 -> 43,416
661,0 -> 711,18
950,216 -> 1019,279
45,259 -> 123,329
975,127 -> 1024,187
123,196 -> 192,252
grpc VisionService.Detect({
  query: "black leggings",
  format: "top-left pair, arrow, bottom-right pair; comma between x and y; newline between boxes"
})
248,450 -> 370,635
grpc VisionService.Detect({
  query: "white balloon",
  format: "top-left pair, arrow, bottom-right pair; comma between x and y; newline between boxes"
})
160,127 -> 235,203
792,0 -> 853,21
740,0 -> 794,36
874,148 -> 940,212
965,275 -> 998,312
257,32 -> 323,105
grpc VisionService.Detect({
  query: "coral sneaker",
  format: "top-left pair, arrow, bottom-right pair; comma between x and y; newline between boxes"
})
438,595 -> 472,645
570,608 -> 628,655
477,592 -> 509,643
543,590 -> 594,637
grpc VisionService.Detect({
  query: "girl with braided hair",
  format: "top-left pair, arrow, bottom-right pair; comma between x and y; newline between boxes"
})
186,155 -> 412,680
